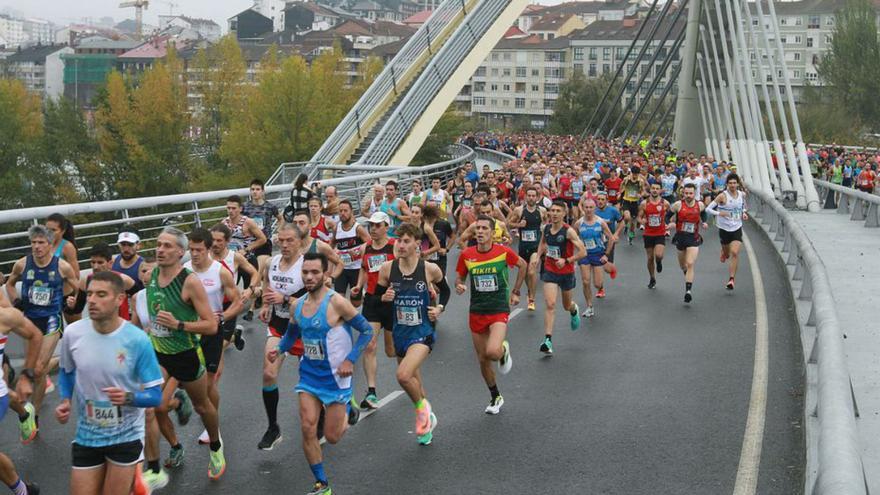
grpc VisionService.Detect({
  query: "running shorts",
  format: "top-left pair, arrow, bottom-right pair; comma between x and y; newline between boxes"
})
200,326 -> 223,374
333,269 -> 361,299
363,293 -> 393,331
540,270 -> 576,291
394,332 -> 435,359
253,240 -> 273,257
719,228 -> 743,245
72,440 -> 143,469
156,348 -> 205,383
469,312 -> 509,334
672,232 -> 703,250
29,314 -> 62,336
621,200 -> 639,218
267,313 -> 304,356
295,382 -> 352,406
643,235 -> 666,249
518,245 -> 538,264
578,253 -> 607,267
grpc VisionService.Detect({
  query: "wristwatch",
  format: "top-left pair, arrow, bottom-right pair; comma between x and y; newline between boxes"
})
436,304 -> 445,312
21,368 -> 35,380
124,392 -> 134,405
177,321 -> 185,332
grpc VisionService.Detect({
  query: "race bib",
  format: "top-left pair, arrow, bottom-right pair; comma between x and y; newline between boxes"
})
427,251 -> 439,261
648,215 -> 661,227
302,338 -> 326,361
274,301 -> 290,319
521,230 -> 537,242
396,306 -> 422,326
149,322 -> 172,338
682,222 -> 696,233
547,245 -> 561,259
572,183 -> 583,194
339,252 -> 353,266
608,190 -> 618,198
474,274 -> 499,292
30,286 -> 52,306
367,254 -> 386,273
86,400 -> 122,428
584,238 -> 597,250
731,208 -> 743,220
253,216 -> 265,230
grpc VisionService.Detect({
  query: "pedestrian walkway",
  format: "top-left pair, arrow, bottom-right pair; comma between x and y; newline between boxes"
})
791,208 -> 880,491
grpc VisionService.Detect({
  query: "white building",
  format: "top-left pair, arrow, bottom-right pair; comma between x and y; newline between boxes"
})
158,15 -> 221,41
252,0 -> 288,32
0,15 -> 25,47
23,18 -> 53,45
4,43 -> 73,99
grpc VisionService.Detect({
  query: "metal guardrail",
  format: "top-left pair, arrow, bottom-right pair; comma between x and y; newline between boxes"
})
748,187 -> 867,495
813,178 -> 880,228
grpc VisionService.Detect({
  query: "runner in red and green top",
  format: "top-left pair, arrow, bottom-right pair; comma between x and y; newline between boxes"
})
455,215 -> 526,416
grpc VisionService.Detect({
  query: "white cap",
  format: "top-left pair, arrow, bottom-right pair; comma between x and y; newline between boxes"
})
367,211 -> 390,225
117,231 -> 140,244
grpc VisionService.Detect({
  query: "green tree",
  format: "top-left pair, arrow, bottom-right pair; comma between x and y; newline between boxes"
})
818,0 -> 880,128
41,97 -> 102,201
0,78 -> 46,209
550,73 -> 624,136
411,108 -> 469,166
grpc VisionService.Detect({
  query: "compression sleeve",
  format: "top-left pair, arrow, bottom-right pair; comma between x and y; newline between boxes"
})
132,385 -> 162,408
277,320 -> 301,353
59,367 -> 76,400
700,210 -> 708,222
345,313 -> 374,363
705,201 -> 720,216
436,277 -> 451,306
664,209 -> 676,223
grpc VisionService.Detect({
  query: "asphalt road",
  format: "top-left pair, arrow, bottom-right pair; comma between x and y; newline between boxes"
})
0,221 -> 804,494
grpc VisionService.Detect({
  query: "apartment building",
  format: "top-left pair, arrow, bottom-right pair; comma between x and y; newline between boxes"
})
3,43 -> 73,99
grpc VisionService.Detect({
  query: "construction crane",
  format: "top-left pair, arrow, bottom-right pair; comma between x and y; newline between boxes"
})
119,0 -> 149,38
158,0 -> 179,15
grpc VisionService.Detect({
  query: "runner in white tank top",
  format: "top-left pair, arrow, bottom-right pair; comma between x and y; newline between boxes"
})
706,173 -> 749,291
184,260 -> 225,314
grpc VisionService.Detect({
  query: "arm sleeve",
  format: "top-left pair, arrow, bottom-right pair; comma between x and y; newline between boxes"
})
705,201 -> 720,216
132,385 -> 162,408
345,313 -> 374,363
665,209 -> 676,223
59,367 -> 75,401
436,277 -> 451,306
277,320 -> 301,353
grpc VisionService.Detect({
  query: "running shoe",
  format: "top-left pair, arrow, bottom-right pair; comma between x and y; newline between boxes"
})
609,265 -> 618,279
417,412 -> 438,445
415,399 -> 433,436
208,445 -> 226,480
656,258 -> 663,273
485,395 -> 504,415
19,402 -> 36,444
24,482 -> 39,495
569,303 -> 580,331
726,278 -> 735,291
164,445 -> 184,469
348,398 -> 360,426
596,288 -> 606,298
498,340 -> 512,375
720,251 -> 728,263
360,393 -> 379,410
233,327 -> 246,351
648,279 -> 657,290
539,337 -> 553,355
684,290 -> 693,303
142,469 -> 169,492
585,306 -> 595,318
198,429 -> 210,445
258,425 -> 282,450
527,298 -> 536,311
628,231 -> 634,245
44,377 -> 54,394
174,389 -> 193,426
242,310 -> 253,322
307,481 -> 331,495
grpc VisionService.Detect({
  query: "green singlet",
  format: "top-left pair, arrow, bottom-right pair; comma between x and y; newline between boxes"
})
146,267 -> 200,354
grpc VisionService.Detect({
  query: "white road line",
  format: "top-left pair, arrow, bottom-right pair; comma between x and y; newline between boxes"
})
732,232 -> 769,495
319,390 -> 405,445
509,307 -> 524,321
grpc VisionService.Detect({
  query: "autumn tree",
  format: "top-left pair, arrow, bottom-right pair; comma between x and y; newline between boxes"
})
0,79 -> 46,208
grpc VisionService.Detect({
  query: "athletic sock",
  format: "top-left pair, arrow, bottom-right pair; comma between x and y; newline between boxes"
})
545,334 -> 552,341
686,282 -> 692,291
367,387 -> 376,397
171,443 -> 182,451
8,478 -> 26,495
262,385 -> 279,428
414,398 -> 425,410
17,411 -> 28,422
209,440 -> 221,452
488,385 -> 500,400
310,462 -> 328,484
147,459 -> 161,474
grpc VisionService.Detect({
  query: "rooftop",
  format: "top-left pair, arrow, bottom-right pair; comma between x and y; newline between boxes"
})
5,43 -> 69,63
569,16 -> 685,41
76,38 -> 141,50
494,33 -> 571,50
540,0 -> 634,16
745,0 -> 880,14
403,10 -> 433,24
529,12 -> 577,32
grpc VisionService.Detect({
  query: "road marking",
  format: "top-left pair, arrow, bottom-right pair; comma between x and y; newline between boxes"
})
319,390 -> 405,445
732,232 -> 769,495
510,308 -> 524,321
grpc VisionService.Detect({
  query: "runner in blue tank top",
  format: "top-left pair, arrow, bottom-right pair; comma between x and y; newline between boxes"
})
575,199 -> 618,318
376,223 -> 450,446
270,252 -> 375,495
378,181 -> 410,238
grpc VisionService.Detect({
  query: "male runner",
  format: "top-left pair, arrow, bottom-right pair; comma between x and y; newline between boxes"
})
66,243 -> 136,320
268,252 -> 374,495
55,271 -> 163,495
290,211 -> 344,277
706,173 -> 748,290
222,195 -> 267,255
667,184 -> 707,303
659,164 -> 679,204
536,201 -> 585,354
351,212 -> 395,410
361,183 -> 385,219
112,228 -> 144,297
5,225 -> 78,430
377,223 -> 448,444
140,227 -> 226,479
506,186 -> 546,310
379,181 -> 411,238
332,200 -> 370,303
456,216 -> 526,414
425,177 -> 451,220
257,223 -> 308,450
575,200 -> 617,317
242,179 -> 282,320
420,204 -> 454,277
620,166 -> 647,245
209,223 -> 259,350
0,305 -> 42,494
183,229 -> 244,446
638,183 -> 671,289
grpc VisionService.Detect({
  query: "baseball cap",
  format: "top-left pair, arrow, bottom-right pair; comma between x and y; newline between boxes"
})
368,212 -> 390,225
117,230 -> 140,244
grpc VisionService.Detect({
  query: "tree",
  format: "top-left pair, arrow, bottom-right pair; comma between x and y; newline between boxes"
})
411,108 -> 469,166
550,72 -> 625,136
0,78 -> 45,209
817,0 -> 880,129
41,97 -> 102,202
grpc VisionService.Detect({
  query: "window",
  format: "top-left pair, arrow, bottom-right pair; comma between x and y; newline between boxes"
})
808,15 -> 820,28
806,37 -> 814,48
616,47 -> 626,59
794,52 -> 801,61
780,35 -> 787,44
574,63 -> 583,73
547,33 -> 555,40
793,70 -> 801,79
531,100 -> 539,108
752,18 -> 758,26
491,68 -> 498,76
602,47 -> 611,61
474,82 -> 485,92
490,99 -> 497,106
545,52 -> 564,62
515,97 -> 525,109
825,15 -> 834,26
515,82 -> 526,93
531,68 -> 540,77
473,97 -> 485,105
503,84 -> 511,91
502,99 -> 509,107
588,63 -> 597,77
546,67 -> 565,78
531,84 -> 539,92
491,53 -> 499,61
588,47 -> 597,60
516,66 -> 526,77
750,51 -> 756,61
490,84 -> 498,91
603,64 -> 610,74
503,53 -> 512,61
794,35 -> 802,44
543,99 -> 554,110
812,54 -> 820,65
573,47 -> 583,61
794,16 -> 802,26
824,35 -> 832,44
806,72 -> 818,82
475,66 -> 486,77
779,17 -> 787,26
502,68 -> 511,77
545,83 -> 559,94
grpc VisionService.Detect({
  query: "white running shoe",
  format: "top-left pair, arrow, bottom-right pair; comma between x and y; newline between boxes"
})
498,340 -> 512,375
585,306 -> 595,317
198,429 -> 210,445
484,395 -> 504,415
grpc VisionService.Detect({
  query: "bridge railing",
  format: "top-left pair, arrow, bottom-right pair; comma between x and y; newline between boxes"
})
748,187 -> 868,495
813,178 -> 880,229
0,146 -> 475,271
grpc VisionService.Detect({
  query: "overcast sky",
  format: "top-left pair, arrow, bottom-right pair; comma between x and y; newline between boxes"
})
4,0 -> 577,33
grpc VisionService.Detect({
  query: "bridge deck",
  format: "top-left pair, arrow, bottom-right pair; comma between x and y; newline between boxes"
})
0,222 -> 804,493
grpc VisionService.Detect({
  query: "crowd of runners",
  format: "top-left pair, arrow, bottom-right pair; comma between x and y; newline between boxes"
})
0,134 -> 751,495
